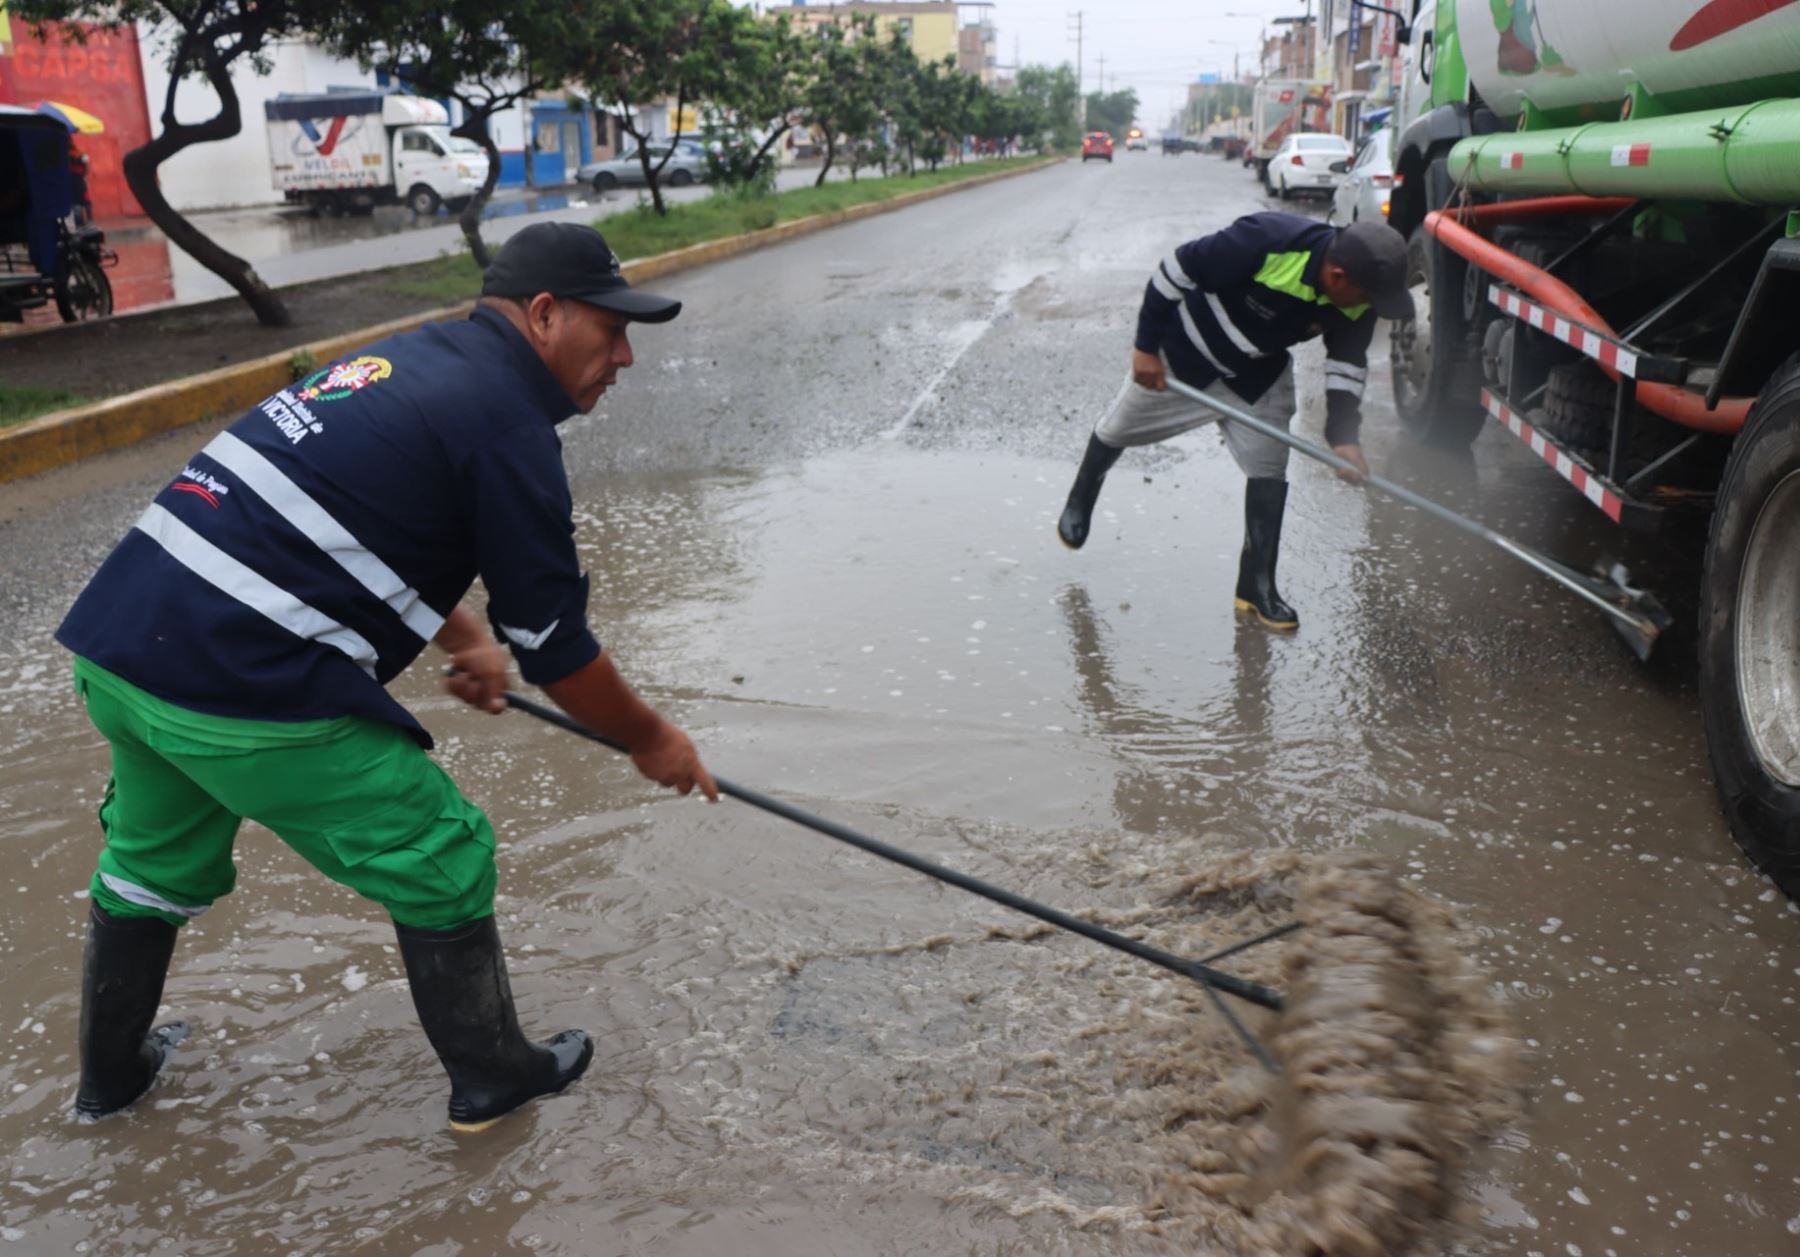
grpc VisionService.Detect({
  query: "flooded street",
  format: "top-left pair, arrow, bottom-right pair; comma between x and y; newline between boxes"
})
2,155 -> 1797,1254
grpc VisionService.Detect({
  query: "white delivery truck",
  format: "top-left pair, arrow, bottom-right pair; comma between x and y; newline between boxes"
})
264,91 -> 489,217
1249,78 -> 1330,187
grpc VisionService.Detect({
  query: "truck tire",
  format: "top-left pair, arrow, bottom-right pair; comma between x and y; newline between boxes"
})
1700,356 -> 1800,899
1541,362 -> 1615,452
1391,221 -> 1485,448
406,185 -> 442,216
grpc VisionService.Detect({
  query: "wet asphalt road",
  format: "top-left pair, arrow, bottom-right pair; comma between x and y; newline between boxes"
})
2,153 -> 1798,1255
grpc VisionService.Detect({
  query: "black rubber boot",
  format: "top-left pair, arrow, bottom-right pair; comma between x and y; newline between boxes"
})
1234,478 -> 1299,632
395,916 -> 593,1132
75,904 -> 189,1120
1057,432 -> 1124,550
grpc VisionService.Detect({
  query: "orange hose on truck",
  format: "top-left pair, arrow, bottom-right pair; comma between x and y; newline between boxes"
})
1423,202 -> 1754,435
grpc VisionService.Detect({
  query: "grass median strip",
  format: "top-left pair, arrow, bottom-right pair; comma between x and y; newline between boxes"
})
1,382 -> 86,429
392,157 -> 1049,303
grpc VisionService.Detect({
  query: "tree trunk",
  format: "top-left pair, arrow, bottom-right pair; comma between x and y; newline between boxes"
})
126,50 -> 289,327
453,116 -> 500,269
634,131 -> 666,216
639,87 -> 689,217
747,123 -> 790,187
816,131 -> 836,187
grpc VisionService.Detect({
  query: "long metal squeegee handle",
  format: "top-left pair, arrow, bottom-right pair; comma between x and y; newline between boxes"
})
500,690 -> 1286,1014
1158,376 -> 1655,632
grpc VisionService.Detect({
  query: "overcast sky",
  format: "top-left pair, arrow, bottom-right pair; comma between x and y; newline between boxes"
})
994,0 -> 1314,128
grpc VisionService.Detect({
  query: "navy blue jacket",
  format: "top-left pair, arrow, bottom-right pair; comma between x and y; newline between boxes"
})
1134,212 -> 1377,446
58,306 -> 601,747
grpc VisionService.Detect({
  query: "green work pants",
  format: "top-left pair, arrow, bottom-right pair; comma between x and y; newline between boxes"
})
72,657 -> 496,930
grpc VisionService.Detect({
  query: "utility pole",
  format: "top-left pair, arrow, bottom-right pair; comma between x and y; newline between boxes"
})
1068,10 -> 1085,127
1097,52 -> 1106,96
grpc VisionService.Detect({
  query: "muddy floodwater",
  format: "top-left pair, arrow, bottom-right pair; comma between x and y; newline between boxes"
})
3,157 -> 1798,1254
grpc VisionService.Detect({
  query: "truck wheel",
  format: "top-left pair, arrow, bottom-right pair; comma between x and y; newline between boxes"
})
407,185 -> 442,216
1542,362 -> 1615,452
1391,222 -> 1485,448
1701,356 -> 1800,899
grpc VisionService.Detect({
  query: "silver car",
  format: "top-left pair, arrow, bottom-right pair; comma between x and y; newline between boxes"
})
1328,129 -> 1397,227
577,140 -> 707,191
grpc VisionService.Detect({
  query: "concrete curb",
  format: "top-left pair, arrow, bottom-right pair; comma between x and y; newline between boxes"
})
0,157 -> 1060,485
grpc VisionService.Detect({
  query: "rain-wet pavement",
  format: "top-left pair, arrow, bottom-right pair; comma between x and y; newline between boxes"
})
97,164 -> 850,314
3,153 -> 1799,1255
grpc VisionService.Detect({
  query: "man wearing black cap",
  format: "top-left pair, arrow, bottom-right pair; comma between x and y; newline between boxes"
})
1056,214 -> 1413,632
56,222 -> 714,1131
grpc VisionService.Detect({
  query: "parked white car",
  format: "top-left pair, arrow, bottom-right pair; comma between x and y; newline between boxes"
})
1328,129 -> 1397,226
1269,132 -> 1352,201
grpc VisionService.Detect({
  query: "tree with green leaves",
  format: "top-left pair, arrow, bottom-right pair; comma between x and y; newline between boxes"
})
570,0 -> 754,216
15,0 -> 354,326
702,13 -> 809,191
969,83 -> 1024,158
871,31 -> 927,175
800,17 -> 881,187
911,56 -> 969,173
1083,88 -> 1140,141
323,0 -> 579,267
1013,63 -> 1081,153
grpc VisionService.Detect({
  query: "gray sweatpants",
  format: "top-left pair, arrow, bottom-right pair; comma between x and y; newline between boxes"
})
1093,364 -> 1297,481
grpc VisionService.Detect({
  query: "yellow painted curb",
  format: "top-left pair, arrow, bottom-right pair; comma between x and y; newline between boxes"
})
0,157 -> 1060,485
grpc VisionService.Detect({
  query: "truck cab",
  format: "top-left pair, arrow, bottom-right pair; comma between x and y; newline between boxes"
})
393,125 -> 488,216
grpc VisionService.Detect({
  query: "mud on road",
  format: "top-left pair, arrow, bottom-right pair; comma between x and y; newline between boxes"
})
1,154 -> 1797,1255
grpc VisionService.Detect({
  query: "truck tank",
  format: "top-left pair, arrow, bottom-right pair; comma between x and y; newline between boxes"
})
1455,0 -> 1800,122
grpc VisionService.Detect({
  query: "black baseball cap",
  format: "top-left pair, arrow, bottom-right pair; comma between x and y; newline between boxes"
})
1330,221 -> 1413,321
482,222 -> 681,323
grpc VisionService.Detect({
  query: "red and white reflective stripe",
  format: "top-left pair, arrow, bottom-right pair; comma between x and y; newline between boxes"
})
1610,142 -> 1652,167
1482,390 -> 1625,523
1488,285 -> 1639,377
1500,151 -> 1525,170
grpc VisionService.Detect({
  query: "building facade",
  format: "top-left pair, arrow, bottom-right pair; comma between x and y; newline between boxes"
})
768,2 -> 961,68
957,16 -> 997,84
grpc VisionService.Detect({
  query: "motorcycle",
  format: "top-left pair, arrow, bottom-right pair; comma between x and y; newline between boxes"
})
1,105 -> 116,324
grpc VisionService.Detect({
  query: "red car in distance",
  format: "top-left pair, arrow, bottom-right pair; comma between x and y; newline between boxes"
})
1081,131 -> 1114,163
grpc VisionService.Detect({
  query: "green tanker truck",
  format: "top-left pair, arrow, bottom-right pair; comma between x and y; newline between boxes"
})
1385,0 -> 1800,896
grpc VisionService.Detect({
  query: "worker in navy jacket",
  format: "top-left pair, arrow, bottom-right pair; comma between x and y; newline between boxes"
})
58,223 -> 715,1131
1056,213 -> 1412,631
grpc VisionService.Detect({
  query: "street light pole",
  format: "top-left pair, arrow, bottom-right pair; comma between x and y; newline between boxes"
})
1068,10 -> 1085,128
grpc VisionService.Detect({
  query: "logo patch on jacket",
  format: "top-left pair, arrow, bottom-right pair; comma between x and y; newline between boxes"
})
295,356 -> 394,403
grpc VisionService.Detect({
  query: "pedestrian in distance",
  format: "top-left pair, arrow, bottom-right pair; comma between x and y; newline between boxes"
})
57,222 -> 717,1132
1056,213 -> 1414,631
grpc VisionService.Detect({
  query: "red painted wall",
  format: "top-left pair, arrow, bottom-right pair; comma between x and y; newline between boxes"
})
0,19 -> 153,222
